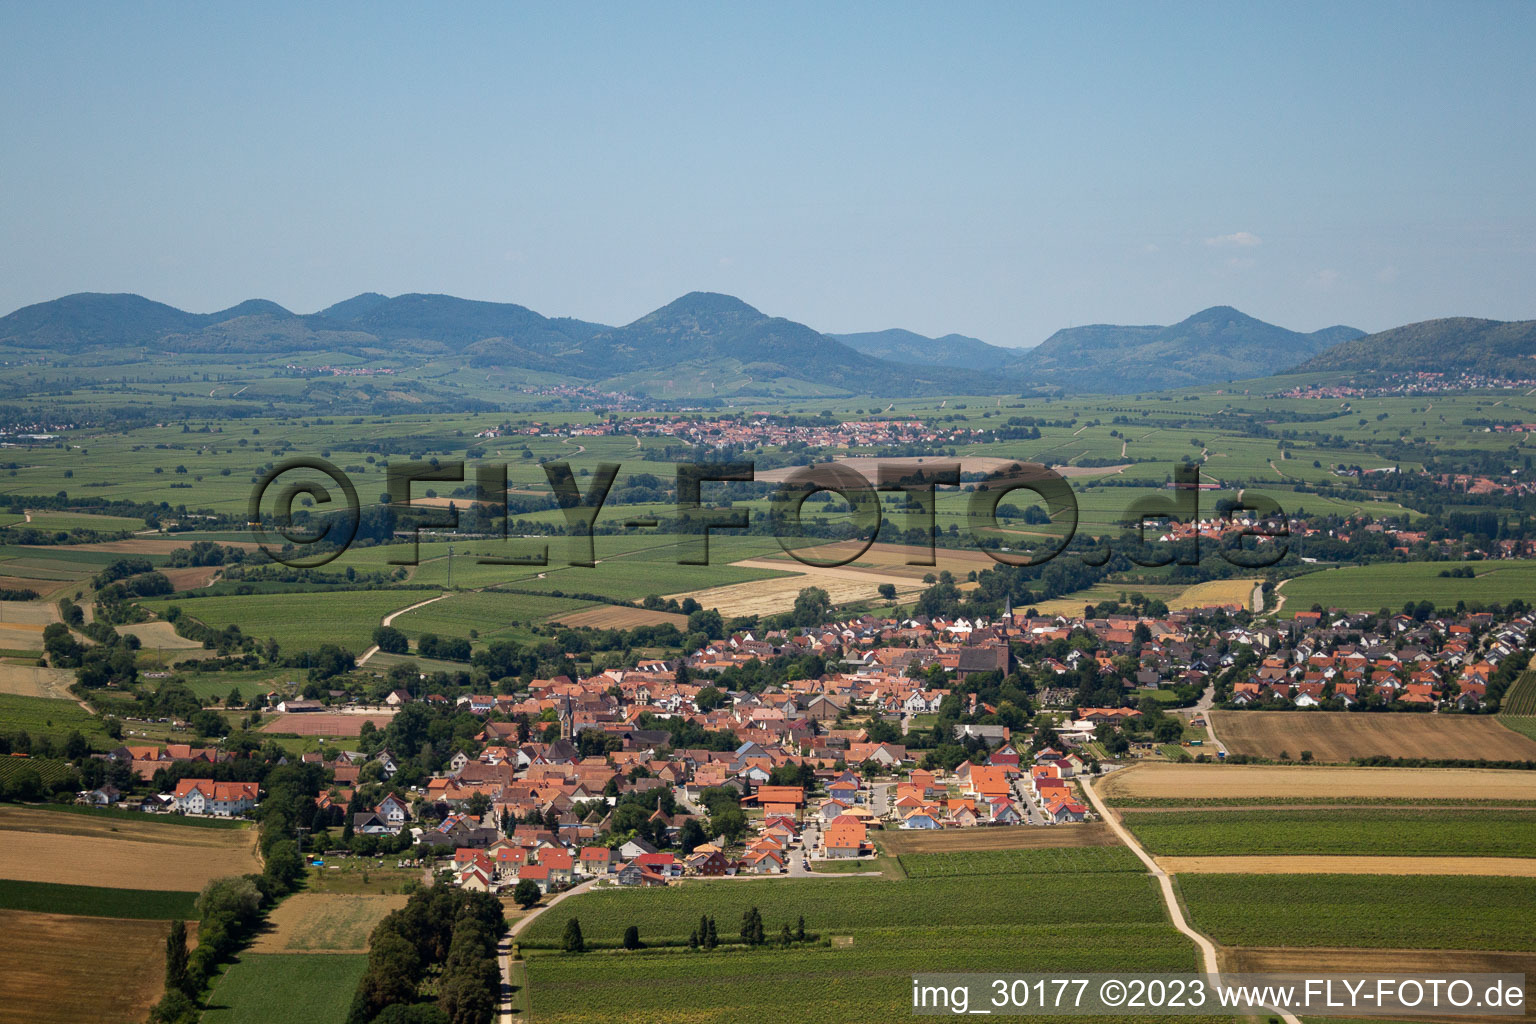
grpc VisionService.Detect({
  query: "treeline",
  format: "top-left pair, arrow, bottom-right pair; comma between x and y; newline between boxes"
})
148,765 -> 314,1023
348,884 -> 506,1024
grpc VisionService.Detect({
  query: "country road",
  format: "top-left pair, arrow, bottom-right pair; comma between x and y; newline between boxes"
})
1079,774 -> 1299,1024
355,591 -> 451,665
501,879 -> 599,1022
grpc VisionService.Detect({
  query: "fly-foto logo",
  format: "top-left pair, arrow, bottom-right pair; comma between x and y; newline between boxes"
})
248,459 -> 1288,570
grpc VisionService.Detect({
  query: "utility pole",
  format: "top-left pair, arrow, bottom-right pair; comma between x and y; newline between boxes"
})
447,544 -> 453,589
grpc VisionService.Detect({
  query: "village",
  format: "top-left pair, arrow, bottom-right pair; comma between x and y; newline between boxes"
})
71,597 -> 1533,900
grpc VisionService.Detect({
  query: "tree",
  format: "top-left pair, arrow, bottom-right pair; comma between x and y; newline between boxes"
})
779,922 -> 793,947
512,879 -> 542,909
791,587 -> 831,627
704,916 -> 718,949
740,906 -> 764,945
877,583 -> 897,601
372,626 -> 409,655
622,925 -> 641,950
677,817 -> 706,855
709,804 -> 748,846
63,730 -> 89,761
561,917 -> 585,953
164,918 -> 190,997
795,915 -> 805,941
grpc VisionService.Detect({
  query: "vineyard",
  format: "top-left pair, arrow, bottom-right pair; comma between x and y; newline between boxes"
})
0,879 -> 197,920
523,924 -> 1217,1024
1178,874 -> 1536,949
518,871 -> 1167,948
898,844 -> 1142,878
1123,808 -> 1536,858
1498,670 -> 1536,742
0,757 -> 76,788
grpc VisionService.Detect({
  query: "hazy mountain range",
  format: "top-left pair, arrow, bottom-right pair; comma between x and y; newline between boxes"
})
1,289 -> 1526,397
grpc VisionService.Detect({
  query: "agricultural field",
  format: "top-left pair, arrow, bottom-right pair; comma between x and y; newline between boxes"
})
0,804 -> 261,890
0,909 -> 180,1024
519,871 -> 1169,948
1158,855 -> 1536,876
1097,762 -> 1536,802
0,692 -> 113,746
1277,559 -> 1536,614
1178,873 -> 1536,949
523,924 -> 1221,1024
1121,807 -> 1536,858
388,588 -> 596,642
549,604 -> 688,629
249,893 -> 408,953
1211,710 -> 1536,762
139,589 -> 423,654
0,756 -> 77,788
201,953 -> 367,1024
898,844 -> 1142,877
877,821 -> 1120,855
259,711 -> 396,737
0,878 -> 198,919
1498,669 -> 1536,742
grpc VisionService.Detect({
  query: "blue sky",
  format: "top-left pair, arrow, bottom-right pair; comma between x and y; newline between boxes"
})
2,3 -> 1532,346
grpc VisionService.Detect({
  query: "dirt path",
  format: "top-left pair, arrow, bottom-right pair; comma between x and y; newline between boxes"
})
355,592 -> 451,666
1080,774 -> 1299,1024
502,879 -> 599,1022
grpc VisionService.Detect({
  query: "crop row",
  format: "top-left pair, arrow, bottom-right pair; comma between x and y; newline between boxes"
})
518,872 -> 1166,947
524,924 -> 1213,1024
898,844 -> 1143,878
1123,808 -> 1536,858
1178,874 -> 1536,950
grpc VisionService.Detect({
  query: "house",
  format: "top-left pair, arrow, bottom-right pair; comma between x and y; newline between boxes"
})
619,837 -> 658,860
170,779 -> 259,816
687,850 -> 732,876
78,784 -> 121,807
823,819 -> 869,858
579,846 -> 617,876
538,848 -> 575,886
375,793 -> 410,829
634,852 -> 682,878
1042,797 -> 1087,824
739,849 -> 785,874
352,811 -> 391,835
615,862 -> 670,886
384,689 -> 412,707
517,862 -> 552,893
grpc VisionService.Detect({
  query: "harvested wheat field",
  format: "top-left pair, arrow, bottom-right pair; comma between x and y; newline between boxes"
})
117,620 -> 209,651
1097,763 -> 1536,802
667,572 -> 925,617
250,892 -> 408,953
1157,855 -> 1536,877
757,540 -> 1003,578
880,821 -> 1120,855
0,662 -> 76,699
1213,710 -> 1536,762
0,805 -> 261,890
549,605 -> 688,629
1167,578 -> 1257,611
0,909 -> 180,1024
259,712 -> 395,736
0,576 -> 69,597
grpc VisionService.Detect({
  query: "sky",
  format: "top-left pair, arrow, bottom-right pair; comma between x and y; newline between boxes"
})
2,3 -> 1533,347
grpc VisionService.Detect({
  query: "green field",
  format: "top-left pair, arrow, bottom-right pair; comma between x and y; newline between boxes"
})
140,589 -> 425,653
1178,874 -> 1536,949
202,953 -> 367,1024
1498,667 -> 1536,745
525,925 -> 1216,1024
0,879 -> 197,919
0,693 -> 113,745
1279,560 -> 1536,614
1123,808 -> 1536,858
519,872 -> 1168,948
18,801 -> 249,829
897,844 -> 1142,878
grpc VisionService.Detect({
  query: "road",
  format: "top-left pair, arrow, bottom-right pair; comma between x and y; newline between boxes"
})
1080,774 -> 1299,1024
356,591 -> 452,665
501,878 -> 600,1021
